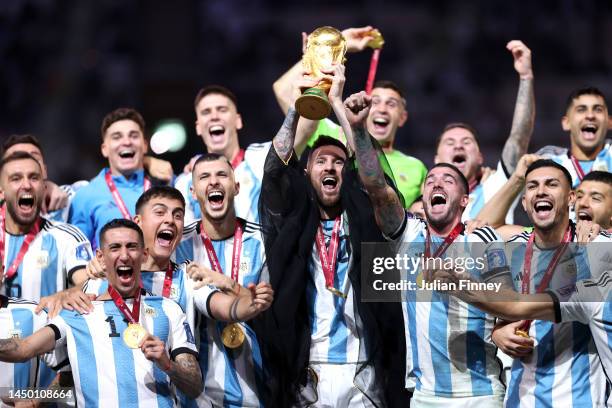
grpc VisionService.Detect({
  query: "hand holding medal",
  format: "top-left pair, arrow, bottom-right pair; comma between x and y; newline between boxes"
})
108,285 -> 148,349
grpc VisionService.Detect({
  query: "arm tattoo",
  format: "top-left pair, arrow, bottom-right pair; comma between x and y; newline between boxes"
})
273,107 -> 299,163
167,354 -> 203,398
352,125 -> 405,235
0,338 -> 21,362
229,297 -> 240,322
502,77 -> 535,173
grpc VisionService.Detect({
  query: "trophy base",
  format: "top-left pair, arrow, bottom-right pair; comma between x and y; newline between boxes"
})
295,88 -> 332,120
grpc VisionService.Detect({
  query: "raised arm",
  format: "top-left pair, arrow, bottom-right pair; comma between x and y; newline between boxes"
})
339,91 -> 405,236
476,153 -> 541,231
501,40 -> 535,174
272,108 -> 300,164
0,326 -> 56,363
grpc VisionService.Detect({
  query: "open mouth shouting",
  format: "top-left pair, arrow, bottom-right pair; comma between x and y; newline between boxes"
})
208,125 -> 226,143
576,209 -> 593,222
429,190 -> 448,214
16,192 -> 37,218
156,228 -> 176,248
116,264 -> 135,286
451,153 -> 467,172
370,116 -> 390,136
207,189 -> 226,211
580,123 -> 598,142
533,199 -> 554,220
118,149 -> 136,159
321,175 -> 339,193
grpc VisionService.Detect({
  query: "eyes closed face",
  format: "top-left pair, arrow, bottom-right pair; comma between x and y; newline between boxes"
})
435,127 -> 483,183
422,167 -> 467,224
562,94 -> 610,154
574,180 -> 612,229
366,87 -> 407,148
195,93 -> 242,156
0,158 -> 45,227
192,159 -> 239,221
99,227 -> 146,297
308,147 -> 346,209
136,197 -> 185,260
101,119 -> 148,176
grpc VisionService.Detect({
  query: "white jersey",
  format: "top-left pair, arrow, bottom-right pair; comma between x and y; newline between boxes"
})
537,140 -> 612,188
504,226 -> 610,407
463,161 -> 517,224
307,214 -> 365,365
553,270 -> 612,397
47,294 -> 197,408
174,142 -> 271,224
1,218 -> 93,301
386,213 -> 506,398
46,180 -> 89,223
173,218 -> 268,407
0,297 -> 53,408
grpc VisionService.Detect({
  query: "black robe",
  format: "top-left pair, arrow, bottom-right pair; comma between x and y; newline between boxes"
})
253,145 -> 411,407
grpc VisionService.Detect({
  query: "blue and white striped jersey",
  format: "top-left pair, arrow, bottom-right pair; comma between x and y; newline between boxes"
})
387,213 -> 506,397
174,142 -> 271,224
84,261 -> 198,330
69,168 -> 149,249
504,226 -> 610,407
554,270 -> 612,397
48,295 -> 198,408
173,218 -> 267,407
537,141 -> 612,188
307,215 -> 365,365
1,218 -> 93,301
464,161 -> 517,224
0,297 -> 53,407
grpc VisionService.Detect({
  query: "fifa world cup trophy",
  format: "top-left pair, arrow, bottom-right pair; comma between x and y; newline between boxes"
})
295,26 -> 347,120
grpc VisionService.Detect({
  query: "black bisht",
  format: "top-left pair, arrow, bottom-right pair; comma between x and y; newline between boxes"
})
252,142 -> 410,407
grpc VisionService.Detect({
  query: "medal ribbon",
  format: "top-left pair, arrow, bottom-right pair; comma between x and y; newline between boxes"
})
425,222 -> 464,259
365,49 -> 381,95
108,285 -> 142,324
315,216 -> 342,292
569,155 -> 586,181
161,263 -> 174,298
230,149 -> 245,169
519,226 -> 572,333
105,170 -> 151,219
0,205 -> 42,281
200,221 -> 243,282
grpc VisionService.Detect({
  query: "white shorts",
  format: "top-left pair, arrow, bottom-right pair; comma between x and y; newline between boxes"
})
411,389 -> 504,408
296,363 -> 379,408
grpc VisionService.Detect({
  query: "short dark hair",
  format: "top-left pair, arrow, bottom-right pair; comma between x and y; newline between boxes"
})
191,153 -> 233,176
100,108 -> 146,141
565,86 -> 608,113
99,219 -> 144,248
308,135 -> 349,161
194,85 -> 238,110
411,195 -> 423,204
428,163 -> 470,195
135,186 -> 186,215
0,151 -> 43,175
373,80 -> 406,101
435,122 -> 479,150
580,170 -> 612,187
525,159 -> 573,187
2,134 -> 43,158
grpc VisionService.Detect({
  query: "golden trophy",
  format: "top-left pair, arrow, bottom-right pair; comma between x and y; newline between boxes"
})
295,26 -> 347,120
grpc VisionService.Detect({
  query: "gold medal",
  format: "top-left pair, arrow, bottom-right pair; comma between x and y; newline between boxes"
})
222,323 -> 245,349
326,286 -> 347,298
123,323 -> 148,349
515,329 -> 530,338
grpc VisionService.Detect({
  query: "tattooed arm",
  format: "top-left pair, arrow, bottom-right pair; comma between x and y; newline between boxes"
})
501,40 -> 535,174
166,353 -> 203,398
208,282 -> 274,322
272,107 -> 300,163
338,92 -> 405,237
0,326 -> 56,363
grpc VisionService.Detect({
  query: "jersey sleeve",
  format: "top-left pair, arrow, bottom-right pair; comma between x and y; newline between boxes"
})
68,190 -> 95,245
192,284 -> 221,320
550,278 -> 605,324
62,228 -> 94,283
163,300 -> 198,360
82,278 -> 107,296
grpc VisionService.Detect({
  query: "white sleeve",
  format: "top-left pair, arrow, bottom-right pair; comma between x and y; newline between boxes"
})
43,315 -> 70,370
163,300 -> 198,359
192,284 -> 221,319
64,232 -> 94,281
82,278 -> 106,296
552,280 -> 603,324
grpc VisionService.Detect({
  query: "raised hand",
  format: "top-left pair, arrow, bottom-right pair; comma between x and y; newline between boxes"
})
246,282 -> 274,313
344,91 -> 372,128
506,40 -> 533,80
341,26 -> 376,53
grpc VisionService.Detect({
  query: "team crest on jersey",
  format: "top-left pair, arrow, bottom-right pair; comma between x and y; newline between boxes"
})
36,251 -> 49,268
486,249 -> 507,269
144,306 -> 157,317
8,329 -> 21,339
170,285 -> 179,299
240,173 -> 253,188
239,260 -> 250,275
75,243 -> 92,261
